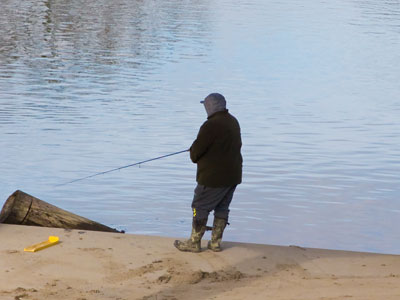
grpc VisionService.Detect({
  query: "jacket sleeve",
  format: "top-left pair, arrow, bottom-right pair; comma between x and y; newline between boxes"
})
190,121 -> 214,163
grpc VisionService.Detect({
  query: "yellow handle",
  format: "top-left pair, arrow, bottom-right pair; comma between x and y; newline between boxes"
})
24,236 -> 60,252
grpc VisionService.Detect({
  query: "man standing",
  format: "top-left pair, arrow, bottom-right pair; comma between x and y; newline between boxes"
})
174,93 -> 243,252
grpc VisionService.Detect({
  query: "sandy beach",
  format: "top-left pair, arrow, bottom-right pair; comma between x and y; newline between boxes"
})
1,224 -> 400,300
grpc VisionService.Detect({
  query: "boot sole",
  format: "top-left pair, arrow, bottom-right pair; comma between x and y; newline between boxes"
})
207,247 -> 222,252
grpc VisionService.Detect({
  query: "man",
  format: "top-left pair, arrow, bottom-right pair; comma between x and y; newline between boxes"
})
174,93 -> 243,252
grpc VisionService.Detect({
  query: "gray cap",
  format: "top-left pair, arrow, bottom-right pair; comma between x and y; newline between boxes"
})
200,93 -> 226,104
201,93 -> 227,117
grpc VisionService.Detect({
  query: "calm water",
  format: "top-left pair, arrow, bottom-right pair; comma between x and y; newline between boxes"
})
1,0 -> 399,254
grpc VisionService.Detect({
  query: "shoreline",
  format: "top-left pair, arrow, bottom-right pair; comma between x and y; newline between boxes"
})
1,224 -> 400,300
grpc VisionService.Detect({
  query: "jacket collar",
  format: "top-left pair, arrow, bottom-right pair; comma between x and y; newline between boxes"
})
207,109 -> 228,120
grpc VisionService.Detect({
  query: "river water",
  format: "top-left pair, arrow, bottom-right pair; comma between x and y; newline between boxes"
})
1,0 -> 399,254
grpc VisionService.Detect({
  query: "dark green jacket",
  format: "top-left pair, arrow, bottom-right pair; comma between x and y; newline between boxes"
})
190,110 -> 242,187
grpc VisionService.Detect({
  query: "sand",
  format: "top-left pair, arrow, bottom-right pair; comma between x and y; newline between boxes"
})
1,224 -> 400,300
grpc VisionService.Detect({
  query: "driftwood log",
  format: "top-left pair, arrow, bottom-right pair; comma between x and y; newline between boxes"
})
0,190 -> 121,233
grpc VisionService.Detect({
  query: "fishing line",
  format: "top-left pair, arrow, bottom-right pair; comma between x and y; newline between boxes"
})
56,149 -> 189,187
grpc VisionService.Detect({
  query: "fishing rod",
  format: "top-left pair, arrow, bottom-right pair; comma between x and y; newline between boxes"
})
56,149 -> 189,187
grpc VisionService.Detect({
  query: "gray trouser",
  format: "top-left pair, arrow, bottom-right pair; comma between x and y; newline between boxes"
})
191,184 -> 237,221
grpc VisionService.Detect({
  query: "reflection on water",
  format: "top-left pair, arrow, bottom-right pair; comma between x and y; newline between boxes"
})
1,0 -> 400,254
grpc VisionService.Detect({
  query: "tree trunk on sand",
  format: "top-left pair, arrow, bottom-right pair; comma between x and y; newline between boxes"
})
0,190 -> 121,233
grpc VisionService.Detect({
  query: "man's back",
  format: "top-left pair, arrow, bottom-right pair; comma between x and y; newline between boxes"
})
190,109 -> 242,188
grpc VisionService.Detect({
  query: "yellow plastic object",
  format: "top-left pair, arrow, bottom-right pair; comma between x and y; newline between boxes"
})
24,236 -> 60,252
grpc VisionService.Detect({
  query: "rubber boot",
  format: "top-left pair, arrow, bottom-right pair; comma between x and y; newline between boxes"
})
207,217 -> 227,252
174,218 -> 207,253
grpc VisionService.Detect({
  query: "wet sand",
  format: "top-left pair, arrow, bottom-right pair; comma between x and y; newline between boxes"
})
1,224 -> 400,300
